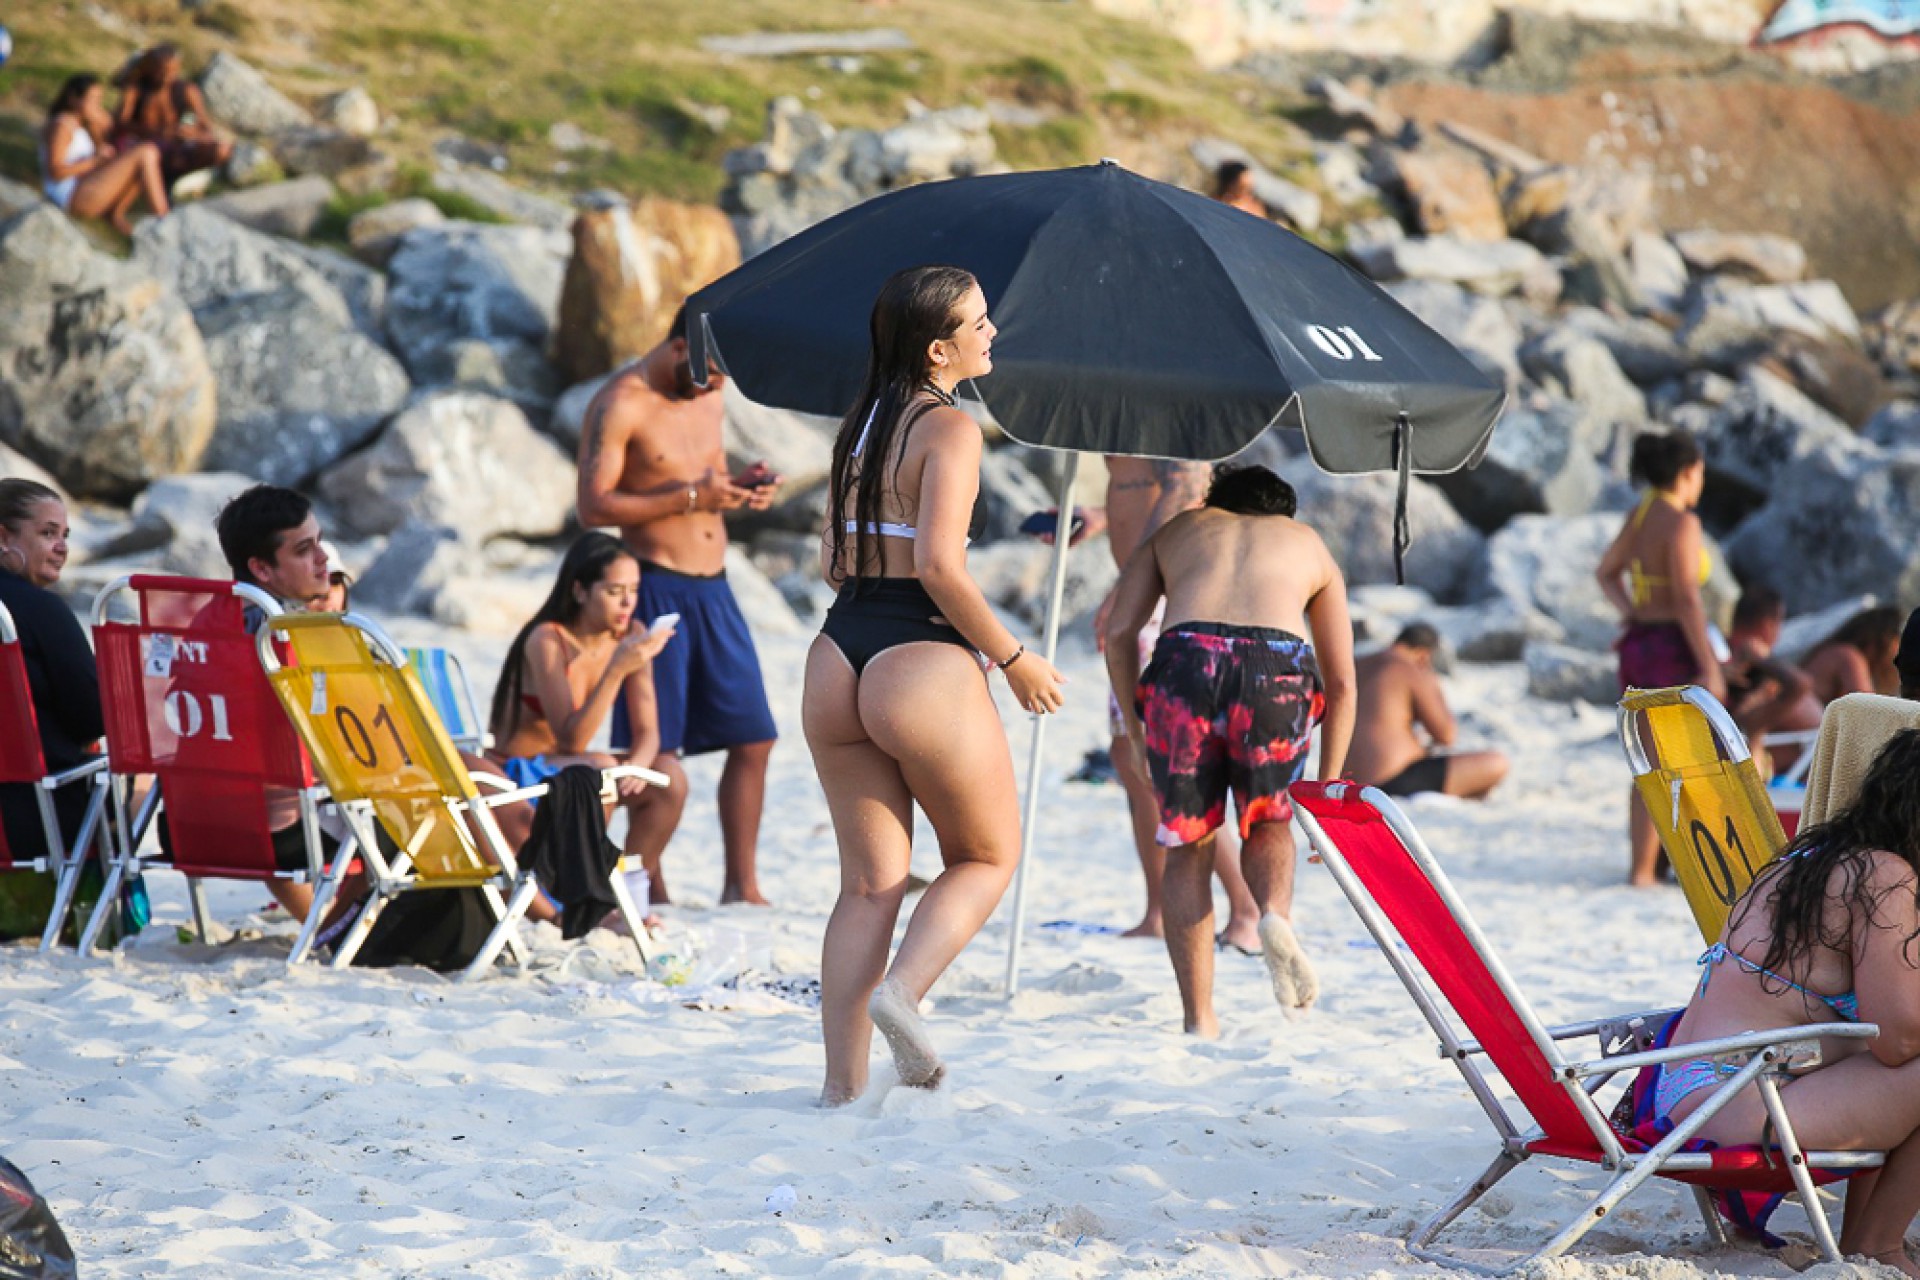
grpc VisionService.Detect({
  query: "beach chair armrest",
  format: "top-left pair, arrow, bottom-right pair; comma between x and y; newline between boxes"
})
1561,1021 -> 1878,1080
41,756 -> 109,789
1449,1007 -> 1682,1060
465,783 -> 549,809
602,764 -> 670,794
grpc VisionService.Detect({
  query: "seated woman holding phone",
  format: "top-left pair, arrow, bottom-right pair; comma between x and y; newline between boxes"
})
487,533 -> 689,918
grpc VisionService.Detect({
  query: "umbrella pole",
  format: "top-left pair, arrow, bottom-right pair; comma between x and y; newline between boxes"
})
1003,451 -> 1081,999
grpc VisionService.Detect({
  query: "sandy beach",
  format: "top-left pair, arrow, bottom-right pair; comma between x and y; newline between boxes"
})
0,618 -> 1835,1279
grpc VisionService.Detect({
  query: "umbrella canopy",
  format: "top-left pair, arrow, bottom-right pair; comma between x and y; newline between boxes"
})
686,159 -> 1504,475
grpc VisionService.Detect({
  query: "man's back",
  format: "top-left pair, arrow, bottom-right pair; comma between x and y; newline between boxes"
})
1347,649 -> 1430,784
1154,508 -> 1332,638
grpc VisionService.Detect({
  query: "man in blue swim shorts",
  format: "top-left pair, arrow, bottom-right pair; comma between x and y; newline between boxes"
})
576,307 -> 784,905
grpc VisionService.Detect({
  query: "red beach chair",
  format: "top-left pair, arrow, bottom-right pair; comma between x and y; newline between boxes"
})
0,599 -> 111,950
83,576 -> 333,953
1289,780 -> 1882,1273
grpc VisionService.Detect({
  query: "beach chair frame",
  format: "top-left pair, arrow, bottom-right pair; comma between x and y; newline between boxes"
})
0,600 -> 112,951
258,612 -> 666,979
405,645 -> 494,753
83,576 -> 335,954
1290,781 -> 1882,1274
1618,686 -> 1789,944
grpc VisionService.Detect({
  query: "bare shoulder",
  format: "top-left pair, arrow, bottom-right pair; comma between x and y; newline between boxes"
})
914,405 -> 983,458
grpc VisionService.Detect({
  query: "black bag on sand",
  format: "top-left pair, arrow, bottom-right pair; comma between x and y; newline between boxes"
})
0,1156 -> 76,1279
347,887 -> 495,974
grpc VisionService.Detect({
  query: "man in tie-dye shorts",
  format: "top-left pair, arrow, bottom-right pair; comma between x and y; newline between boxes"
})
1105,463 -> 1355,1039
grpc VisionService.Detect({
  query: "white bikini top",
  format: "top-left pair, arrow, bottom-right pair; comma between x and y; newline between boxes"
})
842,402 -> 974,544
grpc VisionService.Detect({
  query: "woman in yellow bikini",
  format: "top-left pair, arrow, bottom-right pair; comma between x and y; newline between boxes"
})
1597,430 -> 1726,885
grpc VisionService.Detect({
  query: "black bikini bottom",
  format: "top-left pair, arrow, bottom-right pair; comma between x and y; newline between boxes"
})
820,579 -> 976,676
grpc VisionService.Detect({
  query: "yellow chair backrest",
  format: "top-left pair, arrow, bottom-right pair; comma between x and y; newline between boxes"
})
1618,686 -> 1788,943
261,614 -> 496,887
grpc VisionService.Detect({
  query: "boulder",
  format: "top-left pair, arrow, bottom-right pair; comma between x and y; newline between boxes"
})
1363,235 -> 1558,301
1290,468 -> 1485,603
1379,145 -> 1505,242
198,52 -> 311,135
1526,641 -> 1619,704
1865,399 -> 1920,450
1519,333 -> 1646,447
721,382 -> 835,496
281,241 -> 388,340
1474,513 -> 1621,652
270,127 -> 379,182
0,176 -> 41,219
220,140 -> 282,189
352,519 -> 465,614
194,287 -> 410,486
347,198 -> 447,267
1509,164 -> 1658,260
547,375 -> 609,451
133,204 -> 349,323
384,221 -> 571,405
117,471 -> 260,578
1557,307 -> 1694,386
1671,230 -> 1807,285
1306,75 -> 1404,136
0,207 -> 215,500
1343,216 -> 1404,274
317,391 -> 575,540
197,175 -> 336,241
1696,367 -> 1866,504
317,87 -> 380,138
1725,443 -> 1920,613
1680,278 -> 1862,366
1626,231 -> 1690,315
966,537 -> 1116,633
1380,279 -> 1523,390
1867,298 -> 1920,379
877,105 -> 995,183
977,447 -> 1058,544
1434,400 -> 1600,532
721,544 -> 804,638
552,196 -> 742,384
430,168 -> 572,231
1761,335 -> 1893,429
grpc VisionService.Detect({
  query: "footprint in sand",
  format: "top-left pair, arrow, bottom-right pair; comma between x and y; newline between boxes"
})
1258,914 -> 1318,1014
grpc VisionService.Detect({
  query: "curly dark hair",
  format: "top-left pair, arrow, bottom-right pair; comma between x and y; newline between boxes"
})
1734,729 -> 1920,989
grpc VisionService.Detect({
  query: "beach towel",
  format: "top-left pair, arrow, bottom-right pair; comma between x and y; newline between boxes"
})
516,764 -> 621,940
1801,693 -> 1920,827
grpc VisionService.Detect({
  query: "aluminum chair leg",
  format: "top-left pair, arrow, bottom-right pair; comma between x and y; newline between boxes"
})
1409,1148 -> 1527,1265
79,784 -> 157,956
328,885 -> 393,970
287,835 -> 357,967
464,876 -> 541,981
39,782 -> 107,953
1691,1186 -> 1730,1249
478,881 -> 528,969
607,860 -> 653,967
187,878 -> 212,943
1757,1074 -> 1843,1262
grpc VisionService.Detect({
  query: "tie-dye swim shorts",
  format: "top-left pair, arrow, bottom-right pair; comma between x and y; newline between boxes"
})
1135,622 -> 1324,847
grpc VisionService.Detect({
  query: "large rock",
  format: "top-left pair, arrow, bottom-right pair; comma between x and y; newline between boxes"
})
721,382 -> 835,496
1358,234 -> 1558,301
1433,400 -> 1600,532
133,204 -> 349,323
0,445 -> 70,507
116,472 -> 260,578
270,127 -> 378,181
1867,298 -> 1920,379
1627,231 -> 1690,315
1519,333 -> 1647,447
0,176 -> 43,219
1865,400 -> 1920,450
1696,367 -> 1866,504
197,175 -> 336,240
317,87 -> 380,139
1526,641 -> 1619,705
281,241 -> 388,340
1671,230 -> 1808,284
430,169 -> 572,231
384,221 -> 571,406
976,447 -> 1057,544
1380,279 -> 1523,390
721,544 -> 804,638
1679,278 -> 1862,365
878,105 -> 995,184
198,52 -> 311,135
317,391 -> 575,540
0,207 -> 215,500
1762,334 -> 1893,430
1474,513 -> 1621,652
1289,468 -> 1485,603
552,196 -> 742,385
1557,307 -> 1693,386
194,287 -> 410,486
1776,594 -> 1881,665
1379,146 -> 1505,242
347,199 -> 446,267
1725,443 -> 1920,613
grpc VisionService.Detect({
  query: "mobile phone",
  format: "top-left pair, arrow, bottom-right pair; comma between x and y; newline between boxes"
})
1018,509 -> 1086,540
646,612 -> 681,637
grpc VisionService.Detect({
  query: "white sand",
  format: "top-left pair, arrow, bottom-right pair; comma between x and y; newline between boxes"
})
0,619 -> 1851,1278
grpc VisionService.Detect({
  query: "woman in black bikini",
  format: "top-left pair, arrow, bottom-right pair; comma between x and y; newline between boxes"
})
807,265 -> 1066,1106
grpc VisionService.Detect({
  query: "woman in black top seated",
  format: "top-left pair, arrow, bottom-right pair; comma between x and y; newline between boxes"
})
0,478 -> 103,864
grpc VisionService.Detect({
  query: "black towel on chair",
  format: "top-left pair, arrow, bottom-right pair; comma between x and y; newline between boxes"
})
518,764 -> 621,940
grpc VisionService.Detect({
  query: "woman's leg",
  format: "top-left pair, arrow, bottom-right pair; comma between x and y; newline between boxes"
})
69,143 -> 169,233
621,753 -> 686,912
806,637 -> 914,1106
1627,788 -> 1661,886
857,644 -> 1021,1010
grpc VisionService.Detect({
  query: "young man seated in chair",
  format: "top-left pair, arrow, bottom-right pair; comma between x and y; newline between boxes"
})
1722,586 -> 1822,774
1347,623 -> 1508,801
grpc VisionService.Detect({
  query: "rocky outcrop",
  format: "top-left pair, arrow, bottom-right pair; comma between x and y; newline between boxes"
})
0,207 -> 215,500
346,199 -> 447,267
1725,442 -> 1920,612
1290,468 -> 1486,603
133,205 -> 348,322
318,390 -> 575,540
1433,399 -> 1600,531
199,52 -> 311,135
198,176 -> 337,241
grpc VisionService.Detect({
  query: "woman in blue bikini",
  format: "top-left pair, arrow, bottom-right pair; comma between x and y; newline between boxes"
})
1653,729 -> 1920,1274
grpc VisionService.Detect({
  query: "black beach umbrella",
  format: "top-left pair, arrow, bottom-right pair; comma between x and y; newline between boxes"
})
687,159 -> 1505,495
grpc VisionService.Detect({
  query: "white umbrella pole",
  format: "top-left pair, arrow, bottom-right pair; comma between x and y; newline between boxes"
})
1003,451 -> 1082,998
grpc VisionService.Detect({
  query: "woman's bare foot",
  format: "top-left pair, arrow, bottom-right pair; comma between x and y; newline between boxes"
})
868,979 -> 944,1088
1217,918 -> 1260,955
1121,911 -> 1163,939
817,1084 -> 859,1109
1185,1010 -> 1220,1039
721,885 -> 771,906
1861,1247 -> 1920,1279
1258,913 -> 1318,1012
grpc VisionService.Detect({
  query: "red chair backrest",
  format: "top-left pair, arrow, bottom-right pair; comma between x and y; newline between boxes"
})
0,605 -> 52,869
1290,782 -> 1602,1154
93,577 -> 312,879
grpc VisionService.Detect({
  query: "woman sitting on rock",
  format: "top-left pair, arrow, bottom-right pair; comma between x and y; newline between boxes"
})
1805,605 -> 1905,703
487,533 -> 688,921
110,45 -> 231,187
39,74 -> 169,235
1597,428 -> 1725,886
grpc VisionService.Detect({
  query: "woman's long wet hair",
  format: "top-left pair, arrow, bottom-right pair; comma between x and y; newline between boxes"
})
1734,729 -> 1920,988
827,265 -> 978,584
489,532 -> 638,740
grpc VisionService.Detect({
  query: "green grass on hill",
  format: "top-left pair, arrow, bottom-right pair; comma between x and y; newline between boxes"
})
0,0 -> 1317,208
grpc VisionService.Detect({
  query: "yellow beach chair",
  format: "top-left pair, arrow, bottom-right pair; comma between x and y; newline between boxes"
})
257,612 -> 666,979
1617,686 -> 1788,944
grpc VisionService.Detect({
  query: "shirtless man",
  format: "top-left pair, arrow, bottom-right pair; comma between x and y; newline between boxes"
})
576,308 -> 783,906
1347,624 -> 1508,800
1107,465 -> 1355,1037
1079,458 -> 1261,952
1720,587 -> 1821,774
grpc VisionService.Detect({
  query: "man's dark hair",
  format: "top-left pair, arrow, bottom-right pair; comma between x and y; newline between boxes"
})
668,306 -> 687,343
215,484 -> 311,584
1394,623 -> 1442,653
1211,160 -> 1251,200
1733,585 -> 1786,630
1203,465 -> 1295,517
1898,607 -> 1920,700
